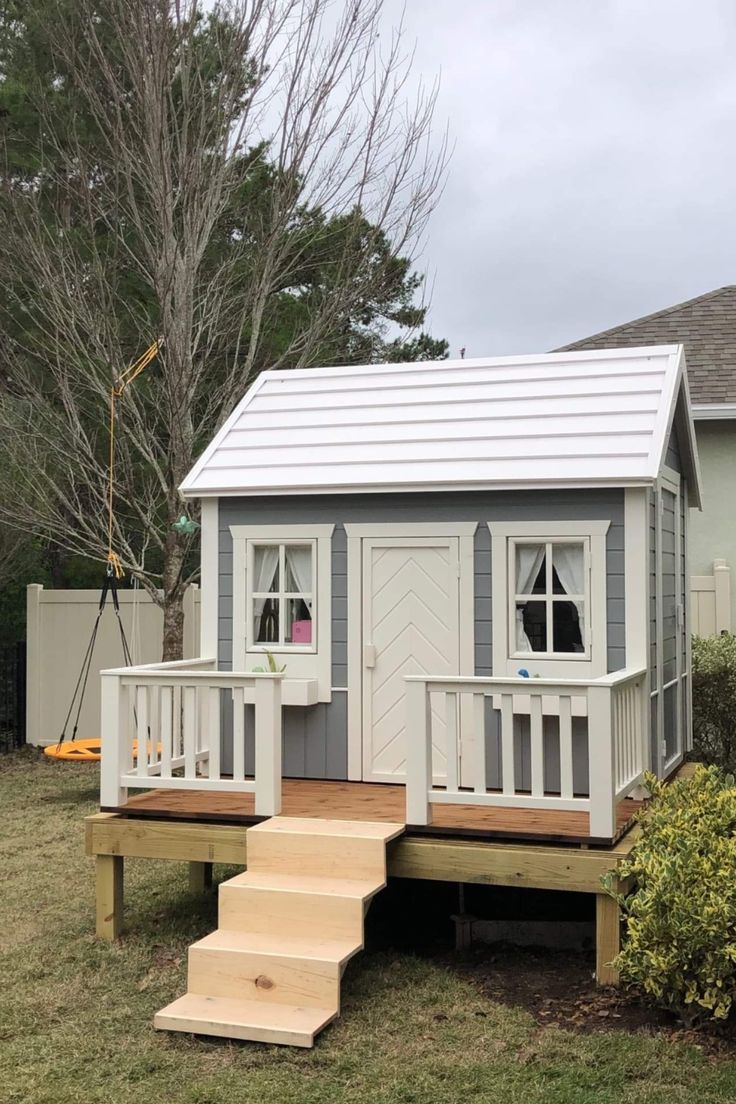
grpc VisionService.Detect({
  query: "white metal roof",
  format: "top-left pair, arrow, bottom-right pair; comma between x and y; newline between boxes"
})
181,345 -> 701,504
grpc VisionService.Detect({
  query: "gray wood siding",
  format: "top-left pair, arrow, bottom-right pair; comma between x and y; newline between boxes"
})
218,489 -> 625,781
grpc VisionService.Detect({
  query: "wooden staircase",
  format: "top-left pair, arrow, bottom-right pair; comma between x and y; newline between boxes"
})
154,816 -> 404,1047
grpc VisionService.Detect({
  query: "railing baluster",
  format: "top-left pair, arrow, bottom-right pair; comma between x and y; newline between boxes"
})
530,694 -> 544,797
208,687 -> 221,781
500,693 -> 514,794
136,684 -> 149,777
183,686 -> 196,777
445,692 -> 458,793
232,685 -> 245,782
473,692 -> 486,793
160,685 -> 172,778
173,684 -> 182,761
558,695 -> 573,800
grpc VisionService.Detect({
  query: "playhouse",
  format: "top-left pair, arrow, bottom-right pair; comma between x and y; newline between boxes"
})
91,345 -> 700,1045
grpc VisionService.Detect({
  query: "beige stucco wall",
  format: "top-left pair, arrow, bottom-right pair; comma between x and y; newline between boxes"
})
689,421 -> 736,622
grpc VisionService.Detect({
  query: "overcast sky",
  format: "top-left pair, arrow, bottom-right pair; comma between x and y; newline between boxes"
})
382,0 -> 736,357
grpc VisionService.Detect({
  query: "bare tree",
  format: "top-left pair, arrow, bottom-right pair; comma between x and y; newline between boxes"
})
0,0 -> 448,658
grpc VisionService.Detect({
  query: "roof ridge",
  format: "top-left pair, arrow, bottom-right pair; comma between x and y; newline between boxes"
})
559,285 -> 736,351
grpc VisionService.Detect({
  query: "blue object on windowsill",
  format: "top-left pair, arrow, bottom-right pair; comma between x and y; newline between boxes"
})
517,668 -> 530,678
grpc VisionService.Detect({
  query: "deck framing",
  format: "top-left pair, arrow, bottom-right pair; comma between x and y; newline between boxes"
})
85,811 -> 631,986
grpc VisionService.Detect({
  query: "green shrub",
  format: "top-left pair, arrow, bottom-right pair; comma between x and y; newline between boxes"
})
692,633 -> 736,772
605,765 -> 736,1026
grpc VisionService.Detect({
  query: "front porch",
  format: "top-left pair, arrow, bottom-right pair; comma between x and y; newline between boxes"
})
100,658 -> 650,845
108,777 -> 644,846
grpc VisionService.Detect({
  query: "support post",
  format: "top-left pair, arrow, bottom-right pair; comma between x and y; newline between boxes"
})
25,584 -> 43,747
587,683 -> 616,839
96,854 -> 124,940
405,678 -> 432,825
714,559 -> 731,634
100,673 -> 128,808
188,861 -> 214,894
596,891 -> 621,986
254,675 -> 282,816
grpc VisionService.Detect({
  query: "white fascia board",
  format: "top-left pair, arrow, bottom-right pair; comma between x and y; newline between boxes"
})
692,403 -> 736,420
181,477 -> 655,499
676,363 -> 703,509
646,345 -> 684,481
262,344 -> 683,382
178,373 -> 269,495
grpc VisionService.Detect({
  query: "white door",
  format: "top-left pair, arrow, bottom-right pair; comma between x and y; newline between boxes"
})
361,536 -> 461,783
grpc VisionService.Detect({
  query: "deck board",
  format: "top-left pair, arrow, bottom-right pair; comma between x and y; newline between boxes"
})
109,779 -> 644,845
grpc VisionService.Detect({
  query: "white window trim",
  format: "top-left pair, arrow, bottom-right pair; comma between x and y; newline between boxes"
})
230,523 -> 334,701
488,520 -> 610,678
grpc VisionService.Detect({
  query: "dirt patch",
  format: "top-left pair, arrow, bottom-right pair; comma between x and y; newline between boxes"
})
441,943 -> 736,1057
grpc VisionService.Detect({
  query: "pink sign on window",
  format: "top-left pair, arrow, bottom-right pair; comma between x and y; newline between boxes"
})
291,620 -> 312,644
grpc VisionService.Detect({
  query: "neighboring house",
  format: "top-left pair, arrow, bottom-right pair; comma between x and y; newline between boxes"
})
561,285 -> 736,632
96,345 -> 700,1046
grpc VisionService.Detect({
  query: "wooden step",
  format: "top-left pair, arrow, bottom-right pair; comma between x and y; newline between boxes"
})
154,993 -> 335,1047
188,935 -> 342,1008
155,816 -> 405,1047
245,818 -> 402,881
219,872 -> 375,940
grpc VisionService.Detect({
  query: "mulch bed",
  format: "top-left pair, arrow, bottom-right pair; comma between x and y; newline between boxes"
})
441,943 -> 736,1057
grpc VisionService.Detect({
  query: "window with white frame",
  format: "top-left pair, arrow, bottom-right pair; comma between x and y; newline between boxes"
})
230,523 -> 334,700
511,539 -> 589,657
250,541 -> 315,648
489,520 -> 609,677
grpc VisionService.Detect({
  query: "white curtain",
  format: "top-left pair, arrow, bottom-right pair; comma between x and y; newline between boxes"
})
553,543 -> 585,642
285,545 -> 312,595
515,544 -> 545,651
253,546 -> 279,642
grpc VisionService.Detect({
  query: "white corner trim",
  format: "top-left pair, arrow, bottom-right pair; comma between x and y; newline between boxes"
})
230,524 -> 334,701
344,522 -> 478,537
346,534 -> 363,780
624,488 -> 648,671
199,498 -> 219,658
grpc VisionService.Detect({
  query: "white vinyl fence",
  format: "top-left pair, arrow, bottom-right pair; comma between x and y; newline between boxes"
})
690,560 -> 731,636
26,584 -> 200,746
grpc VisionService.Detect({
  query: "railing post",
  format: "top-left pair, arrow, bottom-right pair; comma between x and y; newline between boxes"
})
100,673 -> 128,808
405,679 -> 432,825
254,675 -> 282,816
587,682 -> 616,838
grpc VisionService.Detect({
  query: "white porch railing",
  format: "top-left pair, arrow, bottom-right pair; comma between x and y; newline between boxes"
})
404,667 -> 648,838
100,657 -> 283,816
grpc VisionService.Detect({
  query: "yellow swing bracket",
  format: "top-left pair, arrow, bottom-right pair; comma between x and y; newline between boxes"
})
107,338 -> 163,578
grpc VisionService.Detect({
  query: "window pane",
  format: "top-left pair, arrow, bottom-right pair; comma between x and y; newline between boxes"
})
254,545 -> 279,592
517,601 -> 546,652
552,543 -> 584,596
552,600 -> 584,652
286,597 -> 313,644
254,596 -> 279,643
516,544 -> 545,594
285,544 -> 312,594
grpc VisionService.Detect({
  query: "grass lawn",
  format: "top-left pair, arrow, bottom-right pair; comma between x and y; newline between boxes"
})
3,749 -> 736,1104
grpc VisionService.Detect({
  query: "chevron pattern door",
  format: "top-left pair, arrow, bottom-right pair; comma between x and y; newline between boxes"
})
361,537 -> 461,783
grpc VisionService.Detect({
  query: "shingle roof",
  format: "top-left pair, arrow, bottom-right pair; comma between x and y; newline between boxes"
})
181,347 -> 695,499
559,285 -> 736,405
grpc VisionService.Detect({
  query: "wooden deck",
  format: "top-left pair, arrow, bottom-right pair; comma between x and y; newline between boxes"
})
107,778 -> 644,846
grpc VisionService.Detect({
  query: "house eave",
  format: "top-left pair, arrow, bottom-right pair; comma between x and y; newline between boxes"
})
692,403 -> 736,421
180,477 -> 655,500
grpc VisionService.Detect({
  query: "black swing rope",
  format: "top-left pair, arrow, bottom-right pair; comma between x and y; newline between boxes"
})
55,567 -> 136,750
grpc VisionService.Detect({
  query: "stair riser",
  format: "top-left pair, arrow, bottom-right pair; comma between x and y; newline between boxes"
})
219,884 -> 366,942
246,832 -> 387,882
188,946 -> 341,1010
